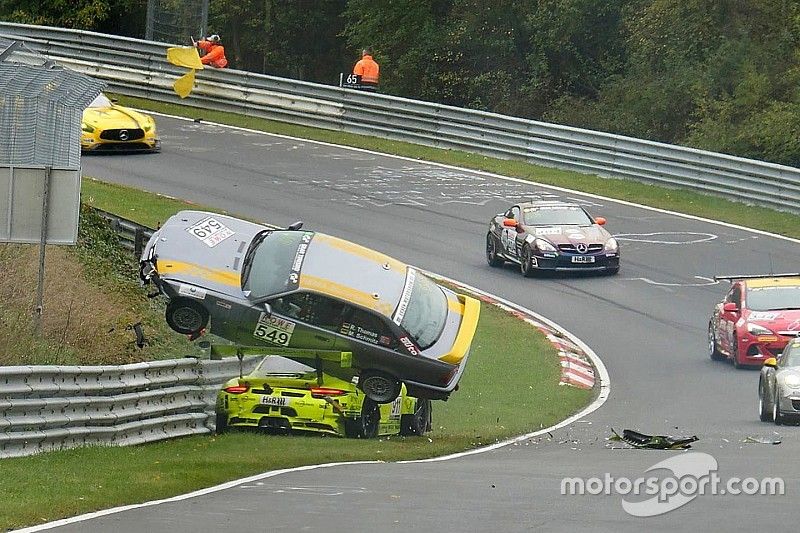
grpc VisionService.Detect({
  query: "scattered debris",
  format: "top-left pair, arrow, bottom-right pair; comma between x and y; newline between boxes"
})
609,428 -> 698,450
126,322 -> 147,349
742,436 -> 781,445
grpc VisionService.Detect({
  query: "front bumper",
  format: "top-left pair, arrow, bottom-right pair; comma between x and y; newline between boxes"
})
738,334 -> 796,364
531,252 -> 620,272
82,134 -> 161,153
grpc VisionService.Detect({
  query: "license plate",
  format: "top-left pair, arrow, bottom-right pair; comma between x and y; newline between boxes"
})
261,396 -> 289,407
571,256 -> 595,263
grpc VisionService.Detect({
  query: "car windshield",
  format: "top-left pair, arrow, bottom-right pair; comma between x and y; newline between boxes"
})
400,271 -> 448,350
746,285 -> 800,311
523,206 -> 593,226
242,231 -> 312,299
88,93 -> 112,108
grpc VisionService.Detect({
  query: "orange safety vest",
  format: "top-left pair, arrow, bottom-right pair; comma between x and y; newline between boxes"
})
353,55 -> 379,84
197,41 -> 228,68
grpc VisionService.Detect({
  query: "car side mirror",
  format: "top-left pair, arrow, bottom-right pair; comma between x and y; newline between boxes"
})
595,217 -> 606,226
262,302 -> 272,316
764,357 -> 777,368
502,218 -> 517,228
723,302 -> 739,313
287,221 -> 304,231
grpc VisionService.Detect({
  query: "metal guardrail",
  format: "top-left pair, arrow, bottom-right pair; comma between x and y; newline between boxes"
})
1,22 -> 798,214
0,356 -> 260,458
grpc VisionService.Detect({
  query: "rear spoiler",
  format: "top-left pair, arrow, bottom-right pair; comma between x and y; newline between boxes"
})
714,273 -> 800,282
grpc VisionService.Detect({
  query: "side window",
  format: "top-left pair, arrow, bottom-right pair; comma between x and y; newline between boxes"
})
339,306 -> 398,350
725,285 -> 742,306
270,292 -> 346,331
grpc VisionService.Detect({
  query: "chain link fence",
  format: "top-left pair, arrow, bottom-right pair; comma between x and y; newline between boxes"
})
145,0 -> 208,44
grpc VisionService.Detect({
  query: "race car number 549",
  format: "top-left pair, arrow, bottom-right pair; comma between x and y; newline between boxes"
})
253,313 -> 296,346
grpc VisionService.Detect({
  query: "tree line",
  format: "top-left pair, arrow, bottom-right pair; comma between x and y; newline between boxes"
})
3,0 -> 799,166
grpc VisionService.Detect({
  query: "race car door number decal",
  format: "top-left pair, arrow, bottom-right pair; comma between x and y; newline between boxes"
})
253,313 -> 296,345
187,216 -> 235,247
261,396 -> 289,407
390,396 -> 402,417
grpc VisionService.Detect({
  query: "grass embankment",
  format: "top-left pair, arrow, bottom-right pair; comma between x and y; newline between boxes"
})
0,181 -> 592,530
112,93 -> 800,240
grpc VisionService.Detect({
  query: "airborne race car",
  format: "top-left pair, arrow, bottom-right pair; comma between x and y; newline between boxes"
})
709,274 -> 800,368
139,210 -> 480,404
486,201 -> 620,276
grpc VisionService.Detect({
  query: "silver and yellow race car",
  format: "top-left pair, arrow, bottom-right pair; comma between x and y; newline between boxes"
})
81,93 -> 160,152
216,355 -> 431,438
140,210 -> 480,403
759,338 -> 800,424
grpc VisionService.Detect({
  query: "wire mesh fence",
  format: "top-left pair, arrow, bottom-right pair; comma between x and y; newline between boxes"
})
145,0 -> 208,45
0,37 -> 104,169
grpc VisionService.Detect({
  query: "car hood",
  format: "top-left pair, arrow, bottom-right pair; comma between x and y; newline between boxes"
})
525,224 -> 610,244
744,309 -> 800,335
146,210 -> 268,296
82,105 -> 152,130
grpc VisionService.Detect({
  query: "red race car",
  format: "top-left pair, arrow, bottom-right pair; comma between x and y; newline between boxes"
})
708,273 -> 800,368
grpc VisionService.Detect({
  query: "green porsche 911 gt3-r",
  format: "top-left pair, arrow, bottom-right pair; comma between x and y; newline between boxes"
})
216,355 -> 432,438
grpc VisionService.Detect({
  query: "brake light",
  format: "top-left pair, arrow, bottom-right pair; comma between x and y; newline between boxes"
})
223,384 -> 249,394
310,387 -> 346,398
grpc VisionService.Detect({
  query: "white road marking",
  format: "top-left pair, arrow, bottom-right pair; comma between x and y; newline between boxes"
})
614,232 -> 718,244
626,276 -> 719,287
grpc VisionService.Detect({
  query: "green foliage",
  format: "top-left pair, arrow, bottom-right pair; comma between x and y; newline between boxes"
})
0,0 -> 111,28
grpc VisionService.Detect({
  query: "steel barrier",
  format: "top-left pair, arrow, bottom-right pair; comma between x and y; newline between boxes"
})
1,22 -> 798,213
0,356 -> 260,458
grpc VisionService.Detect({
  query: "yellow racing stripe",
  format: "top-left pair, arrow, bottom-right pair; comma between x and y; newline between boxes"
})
156,259 -> 240,287
314,234 -> 407,273
300,274 -> 396,316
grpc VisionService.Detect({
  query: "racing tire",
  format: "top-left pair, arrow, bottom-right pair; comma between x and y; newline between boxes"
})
345,398 -> 380,439
708,323 -> 726,362
773,397 -> 784,426
215,412 -> 228,434
165,299 -> 209,335
400,398 -> 432,436
486,234 -> 505,267
520,245 -> 536,278
359,371 -> 402,404
759,382 -> 773,422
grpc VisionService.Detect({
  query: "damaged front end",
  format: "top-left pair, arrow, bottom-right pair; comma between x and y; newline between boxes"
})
138,232 -> 162,298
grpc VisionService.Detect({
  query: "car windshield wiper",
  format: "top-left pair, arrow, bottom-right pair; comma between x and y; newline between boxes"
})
240,229 -> 273,286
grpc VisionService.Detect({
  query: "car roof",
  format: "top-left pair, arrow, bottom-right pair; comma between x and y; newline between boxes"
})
745,277 -> 800,288
299,233 -> 409,318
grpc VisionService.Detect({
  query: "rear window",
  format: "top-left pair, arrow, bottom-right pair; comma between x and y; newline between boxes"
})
242,231 -> 312,299
395,270 -> 448,350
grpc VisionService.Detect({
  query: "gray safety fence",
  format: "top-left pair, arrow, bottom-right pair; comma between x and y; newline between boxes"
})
0,356 -> 260,458
0,22 -> 798,214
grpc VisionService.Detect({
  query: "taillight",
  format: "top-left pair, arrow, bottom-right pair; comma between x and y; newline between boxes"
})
310,387 -> 346,398
223,384 -> 249,394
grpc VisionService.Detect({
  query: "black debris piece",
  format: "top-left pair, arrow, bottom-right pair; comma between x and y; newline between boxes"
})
609,428 -> 698,450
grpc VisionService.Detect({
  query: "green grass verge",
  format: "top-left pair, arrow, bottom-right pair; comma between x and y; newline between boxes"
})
112,93 -> 800,240
0,296 -> 590,531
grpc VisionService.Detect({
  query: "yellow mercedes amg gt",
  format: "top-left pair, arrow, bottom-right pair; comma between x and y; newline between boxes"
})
81,93 -> 161,153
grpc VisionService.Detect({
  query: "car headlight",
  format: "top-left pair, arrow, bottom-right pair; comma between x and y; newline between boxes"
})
81,123 -> 95,133
747,323 -> 774,335
534,238 -> 557,252
783,374 -> 800,389
605,237 -> 619,252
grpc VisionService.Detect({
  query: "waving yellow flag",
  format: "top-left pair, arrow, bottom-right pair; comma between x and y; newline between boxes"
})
166,46 -> 204,98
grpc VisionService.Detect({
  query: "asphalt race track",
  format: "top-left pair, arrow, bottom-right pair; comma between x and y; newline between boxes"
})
59,115 -> 800,532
